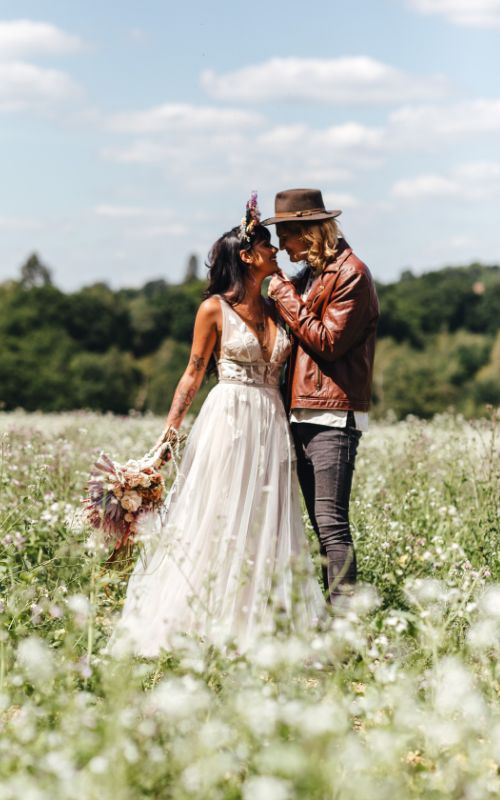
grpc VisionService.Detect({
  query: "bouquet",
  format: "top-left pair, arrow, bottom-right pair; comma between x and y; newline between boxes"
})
83,426 -> 186,568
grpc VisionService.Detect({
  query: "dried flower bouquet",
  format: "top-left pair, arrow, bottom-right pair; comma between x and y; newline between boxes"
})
83,426 -> 185,567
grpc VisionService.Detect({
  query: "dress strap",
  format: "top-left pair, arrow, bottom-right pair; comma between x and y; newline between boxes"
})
212,294 -> 231,350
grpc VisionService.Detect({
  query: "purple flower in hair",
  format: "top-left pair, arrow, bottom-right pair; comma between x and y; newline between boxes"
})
240,189 -> 261,241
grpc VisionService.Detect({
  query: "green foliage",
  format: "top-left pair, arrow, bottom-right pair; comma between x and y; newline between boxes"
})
372,264 -> 500,418
376,263 -> 500,344
1,255 -> 500,418
0,270 -> 207,414
70,348 -> 143,414
1,411 -> 500,799
143,338 -> 216,416
372,331 -> 496,419
65,284 -> 133,353
0,328 -> 77,411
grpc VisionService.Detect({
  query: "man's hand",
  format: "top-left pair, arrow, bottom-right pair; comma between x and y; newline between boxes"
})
268,268 -> 290,296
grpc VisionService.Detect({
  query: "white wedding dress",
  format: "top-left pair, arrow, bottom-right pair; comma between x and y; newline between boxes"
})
107,296 -> 325,657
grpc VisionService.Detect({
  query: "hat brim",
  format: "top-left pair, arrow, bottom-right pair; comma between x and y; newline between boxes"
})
261,210 -> 342,226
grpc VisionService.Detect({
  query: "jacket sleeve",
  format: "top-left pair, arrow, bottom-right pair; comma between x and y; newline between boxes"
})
270,270 -> 371,362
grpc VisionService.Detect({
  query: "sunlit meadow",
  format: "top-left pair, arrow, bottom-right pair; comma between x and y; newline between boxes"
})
1,408 -> 500,799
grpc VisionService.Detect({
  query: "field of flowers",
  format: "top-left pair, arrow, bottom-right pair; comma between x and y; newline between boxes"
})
1,408 -> 500,800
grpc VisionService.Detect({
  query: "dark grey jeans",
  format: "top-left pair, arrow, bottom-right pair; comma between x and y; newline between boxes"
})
292,413 -> 361,604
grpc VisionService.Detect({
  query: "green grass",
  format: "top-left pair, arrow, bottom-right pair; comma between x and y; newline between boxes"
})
1,409 -> 500,799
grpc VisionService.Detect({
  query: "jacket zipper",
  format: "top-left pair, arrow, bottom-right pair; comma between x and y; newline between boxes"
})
311,284 -> 325,305
269,294 -> 294,323
316,363 -> 322,393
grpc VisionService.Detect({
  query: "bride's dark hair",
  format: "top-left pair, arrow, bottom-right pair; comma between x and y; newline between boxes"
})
204,224 -> 271,305
203,223 -> 271,376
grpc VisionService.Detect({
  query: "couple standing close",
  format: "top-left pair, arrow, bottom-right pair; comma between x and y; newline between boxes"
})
108,189 -> 380,658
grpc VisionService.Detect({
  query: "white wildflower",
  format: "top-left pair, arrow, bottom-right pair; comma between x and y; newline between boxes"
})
467,619 -> 499,650
67,594 -> 90,625
243,776 -> 291,800
480,586 -> 500,619
349,584 -> 381,616
17,637 -> 54,683
88,756 -> 108,774
147,675 -> 209,720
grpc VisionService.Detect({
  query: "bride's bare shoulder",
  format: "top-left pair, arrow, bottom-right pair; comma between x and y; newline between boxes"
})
197,296 -> 222,325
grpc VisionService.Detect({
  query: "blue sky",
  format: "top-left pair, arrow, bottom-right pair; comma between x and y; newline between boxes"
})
0,0 -> 499,289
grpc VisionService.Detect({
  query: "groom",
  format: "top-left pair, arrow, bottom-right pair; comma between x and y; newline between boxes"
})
263,189 -> 379,604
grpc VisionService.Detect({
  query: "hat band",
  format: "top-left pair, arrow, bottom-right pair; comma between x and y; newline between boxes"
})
275,208 -> 326,218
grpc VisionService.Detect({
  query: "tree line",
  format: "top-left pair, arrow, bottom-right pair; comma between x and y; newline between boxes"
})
1,254 -> 499,418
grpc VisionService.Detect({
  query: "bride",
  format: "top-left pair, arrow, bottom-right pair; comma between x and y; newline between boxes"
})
107,193 -> 325,657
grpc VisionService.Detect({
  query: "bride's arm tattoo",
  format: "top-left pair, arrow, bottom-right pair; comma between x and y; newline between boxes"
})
189,353 -> 206,372
170,383 -> 197,424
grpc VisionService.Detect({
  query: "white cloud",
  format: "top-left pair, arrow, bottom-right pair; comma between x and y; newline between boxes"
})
0,20 -> 84,113
0,215 -> 41,230
100,118 -> 381,194
408,0 -> 500,27
389,99 -> 500,145
202,56 -> 453,106
100,91 -> 500,189
322,192 -> 359,209
99,93 -> 500,198
0,60 -> 80,111
102,119 -> 384,167
128,224 -> 187,239
104,103 -> 264,133
0,19 -> 84,61
95,205 -> 172,219
257,122 -> 384,151
94,205 -> 187,238
449,235 -> 479,248
392,161 -> 500,201
128,28 -> 148,44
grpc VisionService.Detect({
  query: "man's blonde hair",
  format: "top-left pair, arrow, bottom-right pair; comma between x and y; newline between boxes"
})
279,218 -> 341,274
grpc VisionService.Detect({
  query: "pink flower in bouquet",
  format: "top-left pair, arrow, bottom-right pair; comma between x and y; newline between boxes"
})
121,490 -> 142,513
83,426 -> 187,567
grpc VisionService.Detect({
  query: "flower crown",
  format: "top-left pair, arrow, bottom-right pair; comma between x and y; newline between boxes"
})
240,190 -> 261,242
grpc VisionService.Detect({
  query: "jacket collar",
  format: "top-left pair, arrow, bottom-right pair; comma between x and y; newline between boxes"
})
322,238 -> 352,274
301,239 -> 352,308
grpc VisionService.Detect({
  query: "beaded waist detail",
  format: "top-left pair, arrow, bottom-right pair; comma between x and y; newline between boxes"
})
217,358 -> 281,388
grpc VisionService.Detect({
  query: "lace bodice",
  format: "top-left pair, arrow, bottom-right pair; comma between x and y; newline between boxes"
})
216,295 -> 291,388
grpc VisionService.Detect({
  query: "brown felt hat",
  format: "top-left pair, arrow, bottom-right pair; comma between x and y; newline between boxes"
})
261,188 -> 342,226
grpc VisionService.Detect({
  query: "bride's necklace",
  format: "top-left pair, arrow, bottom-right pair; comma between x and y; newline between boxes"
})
238,297 -> 268,354
255,300 -> 268,353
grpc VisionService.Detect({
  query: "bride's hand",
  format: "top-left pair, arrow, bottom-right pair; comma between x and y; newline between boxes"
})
154,432 -> 172,465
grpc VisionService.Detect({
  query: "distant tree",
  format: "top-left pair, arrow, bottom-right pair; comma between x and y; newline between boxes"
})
143,279 -> 168,298
400,269 -> 415,282
71,347 -> 142,413
184,254 -> 199,283
20,253 -> 52,288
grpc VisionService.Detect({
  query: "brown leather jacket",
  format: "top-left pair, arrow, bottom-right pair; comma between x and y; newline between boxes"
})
269,239 -> 380,414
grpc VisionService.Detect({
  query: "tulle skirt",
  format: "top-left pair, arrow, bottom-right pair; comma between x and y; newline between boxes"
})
106,382 -> 325,657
